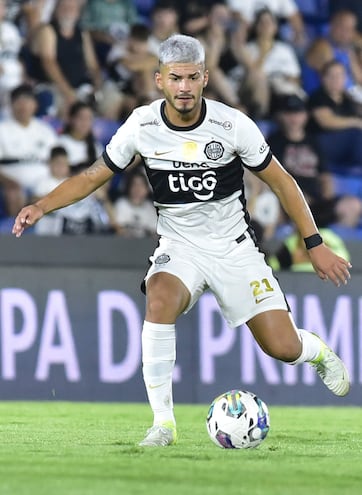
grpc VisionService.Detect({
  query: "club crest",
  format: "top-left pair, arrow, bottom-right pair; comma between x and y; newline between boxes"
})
204,141 -> 224,160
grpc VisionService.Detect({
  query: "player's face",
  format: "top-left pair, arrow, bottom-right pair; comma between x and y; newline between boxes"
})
155,62 -> 208,123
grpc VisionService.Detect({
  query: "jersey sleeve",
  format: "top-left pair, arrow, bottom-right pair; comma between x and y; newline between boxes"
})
235,113 -> 272,171
103,111 -> 139,172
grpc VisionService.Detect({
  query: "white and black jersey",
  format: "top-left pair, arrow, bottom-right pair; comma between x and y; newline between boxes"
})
103,98 -> 272,254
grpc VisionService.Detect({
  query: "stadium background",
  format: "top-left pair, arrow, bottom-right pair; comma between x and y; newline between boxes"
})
0,235 -> 360,406
0,0 -> 361,407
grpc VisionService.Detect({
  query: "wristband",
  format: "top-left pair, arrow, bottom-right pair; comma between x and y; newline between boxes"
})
304,233 -> 323,250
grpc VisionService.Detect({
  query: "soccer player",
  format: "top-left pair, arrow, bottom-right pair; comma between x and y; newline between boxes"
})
12,34 -> 351,447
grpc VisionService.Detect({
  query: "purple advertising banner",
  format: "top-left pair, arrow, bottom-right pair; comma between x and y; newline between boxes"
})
0,266 -> 361,405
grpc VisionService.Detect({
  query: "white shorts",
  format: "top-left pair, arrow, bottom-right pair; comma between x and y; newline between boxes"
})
144,233 -> 288,328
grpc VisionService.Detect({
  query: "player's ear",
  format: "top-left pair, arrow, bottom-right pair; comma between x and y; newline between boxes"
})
155,71 -> 163,90
203,70 -> 209,88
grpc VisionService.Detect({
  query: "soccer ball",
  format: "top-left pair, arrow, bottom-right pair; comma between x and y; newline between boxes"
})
206,389 -> 270,449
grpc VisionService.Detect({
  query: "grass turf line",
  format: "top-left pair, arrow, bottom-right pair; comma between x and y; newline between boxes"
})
0,402 -> 361,495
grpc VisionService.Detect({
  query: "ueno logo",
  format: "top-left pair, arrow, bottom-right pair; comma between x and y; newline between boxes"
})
168,171 -> 217,200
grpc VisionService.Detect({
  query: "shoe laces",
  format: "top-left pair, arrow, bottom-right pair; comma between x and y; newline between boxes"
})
311,351 -> 339,379
147,425 -> 169,435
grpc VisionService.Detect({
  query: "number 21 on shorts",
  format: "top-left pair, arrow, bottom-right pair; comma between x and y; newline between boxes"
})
250,278 -> 274,304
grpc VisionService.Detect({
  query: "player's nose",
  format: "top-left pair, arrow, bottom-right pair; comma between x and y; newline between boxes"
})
179,79 -> 191,91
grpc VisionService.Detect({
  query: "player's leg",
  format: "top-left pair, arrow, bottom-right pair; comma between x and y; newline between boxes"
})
139,272 -> 190,447
210,237 -> 350,397
145,271 -> 191,323
247,309 -> 350,396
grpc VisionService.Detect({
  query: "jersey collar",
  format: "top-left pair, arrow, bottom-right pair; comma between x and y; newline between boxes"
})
160,98 -> 207,131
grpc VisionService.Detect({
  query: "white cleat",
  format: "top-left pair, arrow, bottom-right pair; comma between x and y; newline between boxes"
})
139,422 -> 177,447
310,340 -> 350,396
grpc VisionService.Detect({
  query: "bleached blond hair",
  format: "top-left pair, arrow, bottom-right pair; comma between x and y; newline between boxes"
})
159,34 -> 205,66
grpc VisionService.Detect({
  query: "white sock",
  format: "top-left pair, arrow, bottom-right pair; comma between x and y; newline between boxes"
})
142,321 -> 176,426
290,329 -> 323,365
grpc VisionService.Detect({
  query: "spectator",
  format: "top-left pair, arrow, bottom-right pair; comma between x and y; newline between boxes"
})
135,0 -> 156,25
269,92 -> 362,229
58,101 -> 103,174
301,38 -> 335,95
177,0 -> 225,36
196,3 -> 246,109
107,23 -> 159,115
270,93 -> 331,203
313,10 -> 362,90
25,0 -> 122,120
0,180 -> 28,233
0,84 -> 58,194
307,59 -> 362,196
244,169 -> 280,241
308,60 -> 362,132
242,8 -> 303,116
33,145 -> 115,235
81,0 -> 138,68
113,170 -> 158,238
213,4 -> 272,116
17,0 -> 58,39
4,0 -> 21,22
148,0 -> 180,57
6,0 -> 56,24
268,226 -> 351,272
227,0 -> 306,49
348,32 -> 362,105
329,0 -> 362,36
0,0 -> 24,111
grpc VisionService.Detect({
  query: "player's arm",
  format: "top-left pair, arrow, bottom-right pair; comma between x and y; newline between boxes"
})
12,157 -> 114,237
253,156 -> 351,286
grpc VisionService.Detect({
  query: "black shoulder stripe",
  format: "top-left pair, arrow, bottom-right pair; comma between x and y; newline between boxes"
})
102,150 -> 135,173
102,150 -> 120,173
243,150 -> 272,172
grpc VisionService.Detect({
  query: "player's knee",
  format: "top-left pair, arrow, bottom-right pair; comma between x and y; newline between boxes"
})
146,295 -> 182,322
147,297 -> 168,319
146,275 -> 190,322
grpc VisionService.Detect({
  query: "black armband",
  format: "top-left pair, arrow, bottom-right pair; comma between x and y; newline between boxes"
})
304,233 -> 323,250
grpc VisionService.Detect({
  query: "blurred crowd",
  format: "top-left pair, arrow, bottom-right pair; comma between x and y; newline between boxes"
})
1,0 -> 362,265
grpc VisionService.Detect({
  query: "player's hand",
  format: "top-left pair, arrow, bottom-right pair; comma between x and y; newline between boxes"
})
308,243 -> 352,287
12,204 -> 44,238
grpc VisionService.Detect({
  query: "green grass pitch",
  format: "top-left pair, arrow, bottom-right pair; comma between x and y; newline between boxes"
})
0,402 -> 361,495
